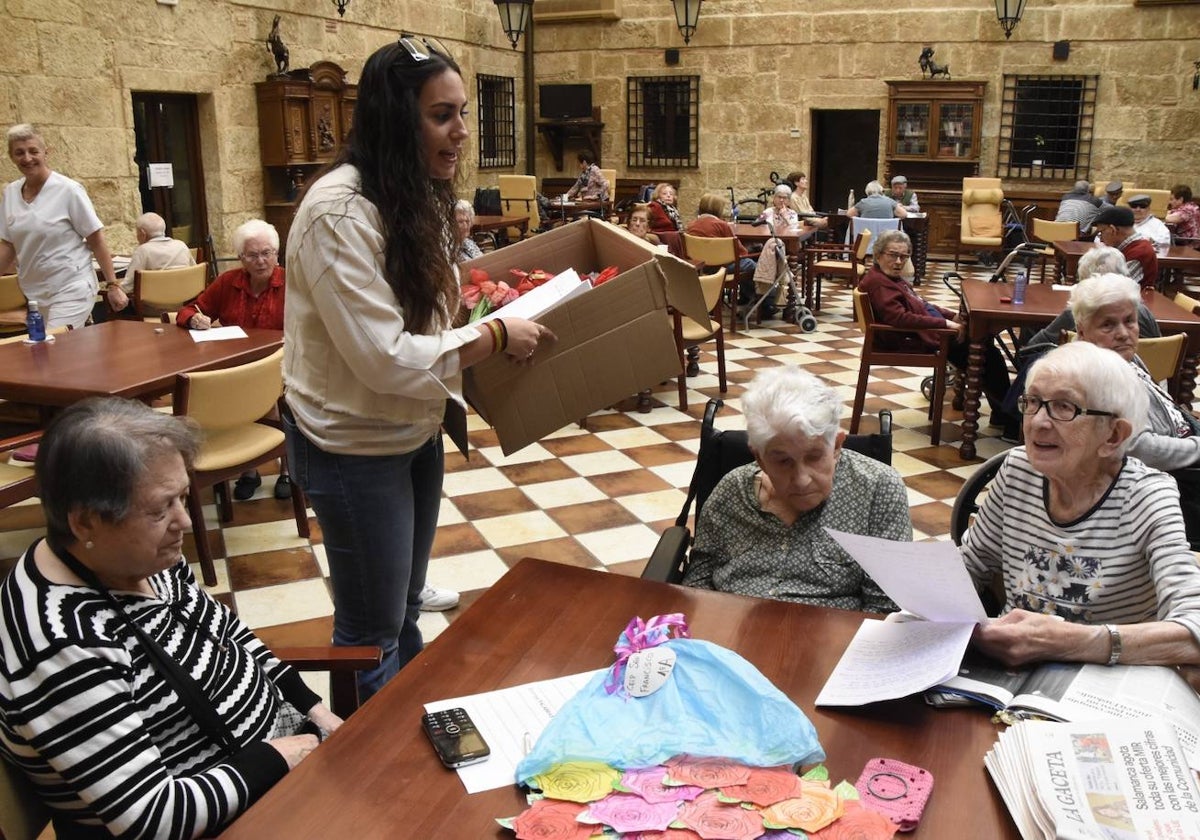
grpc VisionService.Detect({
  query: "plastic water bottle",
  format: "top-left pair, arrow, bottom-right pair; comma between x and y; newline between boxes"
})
25,301 -> 45,342
731,203 -> 739,227
1012,270 -> 1027,306
847,189 -> 856,210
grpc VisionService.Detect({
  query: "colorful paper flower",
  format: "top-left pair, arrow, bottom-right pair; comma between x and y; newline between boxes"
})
809,800 -> 899,839
664,756 -> 752,789
625,830 -> 705,840
718,766 -> 805,807
676,791 -> 765,840
511,798 -> 594,840
622,766 -> 705,804
531,761 -> 622,804
761,786 -> 844,833
583,792 -> 679,833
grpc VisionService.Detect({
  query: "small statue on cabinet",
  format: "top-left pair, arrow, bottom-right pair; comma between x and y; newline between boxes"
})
266,15 -> 290,77
918,47 -> 951,80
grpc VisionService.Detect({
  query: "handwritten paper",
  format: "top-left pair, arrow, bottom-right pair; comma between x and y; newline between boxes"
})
815,619 -> 974,707
825,530 -> 987,623
189,326 -> 248,343
424,669 -> 601,794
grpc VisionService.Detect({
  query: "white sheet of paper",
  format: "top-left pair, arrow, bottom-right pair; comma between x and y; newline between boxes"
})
825,529 -> 987,623
1052,284 -> 1073,292
424,669 -> 602,794
473,269 -> 587,324
189,326 -> 248,342
815,618 -> 975,706
148,162 -> 174,188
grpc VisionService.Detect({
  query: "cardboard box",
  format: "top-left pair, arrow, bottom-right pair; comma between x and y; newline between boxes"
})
462,217 -> 709,455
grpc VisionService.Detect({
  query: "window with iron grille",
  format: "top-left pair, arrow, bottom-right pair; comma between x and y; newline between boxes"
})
626,75 -> 699,168
476,74 -> 516,169
997,74 -> 1097,181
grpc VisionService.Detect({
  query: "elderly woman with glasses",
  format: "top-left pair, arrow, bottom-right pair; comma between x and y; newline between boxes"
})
282,38 -> 548,702
859,229 -> 1010,418
682,366 -> 910,613
0,398 -> 339,839
961,341 -> 1200,670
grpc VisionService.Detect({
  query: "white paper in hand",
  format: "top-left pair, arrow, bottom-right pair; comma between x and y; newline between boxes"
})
825,529 -> 987,623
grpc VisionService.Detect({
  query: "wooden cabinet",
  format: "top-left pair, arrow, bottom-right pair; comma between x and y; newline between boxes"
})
884,80 -> 986,256
256,62 -> 356,256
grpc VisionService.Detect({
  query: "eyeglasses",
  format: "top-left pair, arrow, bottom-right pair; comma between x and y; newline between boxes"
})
880,251 -> 911,261
397,35 -> 453,64
1129,203 -> 1150,210
240,249 -> 277,262
1017,394 -> 1115,422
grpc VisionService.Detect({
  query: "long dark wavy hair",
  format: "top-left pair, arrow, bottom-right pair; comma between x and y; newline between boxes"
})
333,41 -> 464,334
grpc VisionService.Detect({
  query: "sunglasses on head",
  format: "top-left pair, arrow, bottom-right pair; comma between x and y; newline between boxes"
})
397,34 -> 453,64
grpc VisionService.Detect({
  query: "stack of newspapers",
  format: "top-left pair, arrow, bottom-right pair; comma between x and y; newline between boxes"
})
986,719 -> 1200,840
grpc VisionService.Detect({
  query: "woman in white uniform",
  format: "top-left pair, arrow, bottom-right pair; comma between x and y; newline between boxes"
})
0,123 -> 122,327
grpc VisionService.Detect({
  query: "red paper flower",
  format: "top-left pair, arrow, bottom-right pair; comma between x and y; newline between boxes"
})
511,798 -> 594,840
676,791 -> 764,840
584,792 -> 679,833
591,265 -> 620,286
622,766 -> 705,804
809,800 -> 899,840
627,830 -> 704,840
719,765 -> 804,807
664,756 -> 752,790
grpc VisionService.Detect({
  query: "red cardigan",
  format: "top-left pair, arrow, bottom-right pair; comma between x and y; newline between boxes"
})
685,215 -> 749,257
176,266 -> 285,329
648,200 -> 682,234
1120,237 -> 1159,289
858,264 -> 953,351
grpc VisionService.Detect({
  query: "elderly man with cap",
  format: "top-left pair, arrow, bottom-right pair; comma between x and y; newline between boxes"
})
888,175 -> 919,213
1093,204 -> 1158,289
1129,194 -> 1171,249
113,212 -> 195,313
1101,180 -> 1124,206
1054,180 -> 1101,236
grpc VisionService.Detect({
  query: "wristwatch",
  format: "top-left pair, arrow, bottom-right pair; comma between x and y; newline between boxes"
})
1104,624 -> 1122,666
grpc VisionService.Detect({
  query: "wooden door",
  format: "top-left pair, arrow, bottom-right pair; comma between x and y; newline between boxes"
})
131,93 -> 209,249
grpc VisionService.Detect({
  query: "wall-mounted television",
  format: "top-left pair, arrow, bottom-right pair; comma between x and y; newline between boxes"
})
539,84 -> 593,120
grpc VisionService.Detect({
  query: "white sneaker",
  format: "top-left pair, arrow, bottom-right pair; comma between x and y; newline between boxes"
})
419,583 -> 460,611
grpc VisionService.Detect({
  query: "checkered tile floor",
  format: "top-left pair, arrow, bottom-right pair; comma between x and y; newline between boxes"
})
0,259 -> 1016,660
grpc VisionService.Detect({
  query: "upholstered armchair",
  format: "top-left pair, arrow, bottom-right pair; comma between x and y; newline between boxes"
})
955,177 -> 1005,270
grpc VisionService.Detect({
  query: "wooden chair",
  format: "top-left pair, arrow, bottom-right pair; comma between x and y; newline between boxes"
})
0,431 -> 40,510
1029,218 -> 1080,282
955,177 -> 1005,270
598,168 -> 617,219
1136,333 -> 1187,397
133,263 -> 208,319
498,174 -> 542,240
642,398 -> 893,584
851,288 -> 956,445
172,347 -> 308,586
0,274 -> 26,337
1173,291 -> 1200,316
668,267 -> 728,411
804,230 -> 872,313
681,234 -> 745,334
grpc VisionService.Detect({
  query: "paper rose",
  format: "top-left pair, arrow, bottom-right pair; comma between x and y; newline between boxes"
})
621,766 -> 705,804
664,756 -> 752,790
718,766 -> 805,807
583,792 -> 679,833
626,830 -> 705,840
761,785 -> 844,833
511,798 -> 594,840
676,791 -> 764,840
531,761 -> 622,804
809,800 -> 899,839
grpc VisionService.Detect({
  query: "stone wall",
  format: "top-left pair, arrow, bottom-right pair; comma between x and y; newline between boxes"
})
1,0 -> 1197,255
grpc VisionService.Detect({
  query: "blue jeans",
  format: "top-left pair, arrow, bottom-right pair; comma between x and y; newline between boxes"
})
726,257 -> 759,303
283,406 -> 443,703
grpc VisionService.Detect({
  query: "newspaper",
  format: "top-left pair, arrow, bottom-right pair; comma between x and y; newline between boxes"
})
986,719 -> 1200,840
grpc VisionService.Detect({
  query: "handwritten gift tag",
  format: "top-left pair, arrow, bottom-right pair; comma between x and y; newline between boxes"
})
623,647 -> 676,697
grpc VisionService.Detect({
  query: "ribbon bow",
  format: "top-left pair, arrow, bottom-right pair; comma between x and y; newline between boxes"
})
604,613 -> 690,696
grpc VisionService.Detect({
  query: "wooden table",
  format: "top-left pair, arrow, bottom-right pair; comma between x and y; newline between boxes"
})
827,213 -> 930,282
1053,239 -> 1200,285
546,198 -> 604,224
733,222 -> 819,322
221,559 -> 1019,839
958,279 -> 1200,460
472,214 -> 529,247
0,320 -> 284,407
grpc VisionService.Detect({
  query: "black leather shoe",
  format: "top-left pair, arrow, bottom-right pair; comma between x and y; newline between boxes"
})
233,472 -> 262,501
273,475 -> 293,500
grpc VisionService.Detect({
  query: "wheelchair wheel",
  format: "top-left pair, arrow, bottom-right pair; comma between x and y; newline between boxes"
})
921,375 -> 934,402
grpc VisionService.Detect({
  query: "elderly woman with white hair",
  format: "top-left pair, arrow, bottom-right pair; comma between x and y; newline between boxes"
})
681,365 -> 910,613
847,179 -> 907,219
762,183 -> 800,230
0,123 -> 122,325
176,219 -> 290,500
961,341 -> 1200,669
453,199 -> 483,263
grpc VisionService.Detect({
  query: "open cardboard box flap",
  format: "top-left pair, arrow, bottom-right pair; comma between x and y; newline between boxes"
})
462,218 -> 709,454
